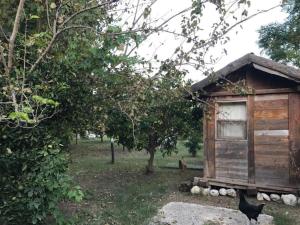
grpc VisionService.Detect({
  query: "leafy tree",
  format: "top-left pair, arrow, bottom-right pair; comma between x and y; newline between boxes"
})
258,0 -> 300,66
0,1 -> 127,224
103,62 -> 200,173
184,106 -> 203,157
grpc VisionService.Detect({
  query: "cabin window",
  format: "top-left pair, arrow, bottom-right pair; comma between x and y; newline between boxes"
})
216,102 -> 247,139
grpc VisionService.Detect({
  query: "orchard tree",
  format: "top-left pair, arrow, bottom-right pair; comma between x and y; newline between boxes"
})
135,66 -> 195,173
102,62 -> 201,173
184,106 -> 203,157
258,0 -> 300,66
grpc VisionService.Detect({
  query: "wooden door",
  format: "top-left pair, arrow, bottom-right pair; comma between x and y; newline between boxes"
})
254,94 -> 290,186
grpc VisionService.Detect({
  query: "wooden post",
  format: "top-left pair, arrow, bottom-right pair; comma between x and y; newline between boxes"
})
206,101 -> 215,178
111,138 -> 115,164
248,95 -> 255,184
289,93 -> 300,186
75,130 -> 78,145
203,110 -> 208,178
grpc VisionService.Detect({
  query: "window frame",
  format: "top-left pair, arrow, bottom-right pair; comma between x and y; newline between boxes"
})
215,100 -> 248,141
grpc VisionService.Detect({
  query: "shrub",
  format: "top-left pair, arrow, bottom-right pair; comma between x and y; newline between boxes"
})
0,127 -> 83,225
184,134 -> 202,157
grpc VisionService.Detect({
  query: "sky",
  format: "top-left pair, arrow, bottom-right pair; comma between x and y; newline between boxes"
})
134,0 -> 287,82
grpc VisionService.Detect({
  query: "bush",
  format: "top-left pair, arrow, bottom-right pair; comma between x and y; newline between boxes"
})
184,134 -> 201,157
0,127 -> 83,225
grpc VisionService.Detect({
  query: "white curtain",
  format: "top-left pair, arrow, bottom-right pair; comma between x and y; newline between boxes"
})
218,103 -> 246,120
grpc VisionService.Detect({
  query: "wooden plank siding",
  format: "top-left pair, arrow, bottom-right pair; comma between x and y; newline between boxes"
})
254,94 -> 290,186
254,119 -> 288,130
289,93 -> 300,185
215,140 -> 248,181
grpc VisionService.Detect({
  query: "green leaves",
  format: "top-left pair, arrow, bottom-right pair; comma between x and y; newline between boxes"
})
0,128 -> 81,225
258,0 -> 300,67
25,32 -> 51,47
8,112 -> 33,123
67,186 -> 84,202
29,15 -> 40,20
32,95 -> 59,107
143,7 -> 151,18
50,2 -> 57,9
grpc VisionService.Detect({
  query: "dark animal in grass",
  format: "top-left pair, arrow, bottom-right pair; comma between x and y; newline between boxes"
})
239,192 -> 265,223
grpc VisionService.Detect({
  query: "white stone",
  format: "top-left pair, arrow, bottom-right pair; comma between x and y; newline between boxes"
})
226,188 -> 237,197
281,194 -> 297,206
210,189 -> 219,197
262,193 -> 271,201
202,188 -> 210,196
257,192 -> 264,201
270,194 -> 281,202
191,186 -> 201,195
219,188 -> 227,196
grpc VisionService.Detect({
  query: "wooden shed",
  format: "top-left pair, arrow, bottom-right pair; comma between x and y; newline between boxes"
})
192,53 -> 300,193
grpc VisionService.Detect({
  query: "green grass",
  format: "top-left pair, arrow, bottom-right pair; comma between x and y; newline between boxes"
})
65,139 -> 299,225
66,139 -> 202,225
70,138 -> 202,172
272,213 -> 295,225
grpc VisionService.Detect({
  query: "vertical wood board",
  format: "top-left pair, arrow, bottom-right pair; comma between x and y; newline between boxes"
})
289,93 -> 300,185
248,95 -> 255,183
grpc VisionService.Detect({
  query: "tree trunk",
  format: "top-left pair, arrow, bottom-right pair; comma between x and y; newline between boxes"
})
146,148 -> 155,174
111,138 -> 115,164
75,130 -> 78,145
100,134 -> 103,142
192,151 -> 196,157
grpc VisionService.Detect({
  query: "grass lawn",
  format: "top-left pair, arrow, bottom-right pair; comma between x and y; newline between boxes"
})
65,139 -> 299,225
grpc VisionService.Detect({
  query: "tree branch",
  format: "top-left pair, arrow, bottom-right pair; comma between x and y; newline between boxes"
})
29,24 -> 99,73
45,0 -> 53,31
0,24 -> 9,42
59,0 -> 119,28
7,0 -> 25,74
29,0 -> 120,73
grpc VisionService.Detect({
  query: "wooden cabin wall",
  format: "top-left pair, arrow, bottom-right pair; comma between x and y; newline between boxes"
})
246,68 -> 297,90
253,94 -> 290,186
201,67 -> 300,190
289,93 -> 300,185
